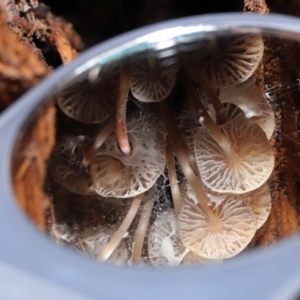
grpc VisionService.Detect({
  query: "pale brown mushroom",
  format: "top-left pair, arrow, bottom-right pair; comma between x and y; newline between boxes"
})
182,34 -> 264,89
179,70 -> 274,194
178,181 -> 257,259
204,182 -> 271,229
90,112 -> 166,198
130,55 -> 179,102
49,135 -> 95,195
194,114 -> 274,194
219,78 -> 275,139
116,55 -> 178,156
56,64 -> 119,124
181,251 -> 223,266
241,183 -> 272,229
148,208 -> 188,267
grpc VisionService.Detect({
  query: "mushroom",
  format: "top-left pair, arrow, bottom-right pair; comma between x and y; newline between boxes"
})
219,78 -> 275,139
90,112 -> 166,198
181,34 -> 264,89
181,251 -> 223,266
178,181 -> 257,259
180,71 -> 274,194
116,55 -> 178,156
148,208 -> 188,267
73,228 -> 129,265
241,183 -> 272,229
204,182 -> 271,229
56,64 -> 119,124
49,135 -> 95,195
130,55 -> 179,102
194,114 -> 274,194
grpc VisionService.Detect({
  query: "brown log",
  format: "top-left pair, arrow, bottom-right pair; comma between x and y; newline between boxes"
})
0,1 -> 82,231
244,0 -> 300,245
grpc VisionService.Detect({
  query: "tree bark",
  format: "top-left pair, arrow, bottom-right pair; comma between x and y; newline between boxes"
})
1,1 -> 82,230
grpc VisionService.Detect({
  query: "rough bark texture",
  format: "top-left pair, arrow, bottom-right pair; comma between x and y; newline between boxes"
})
1,1 -> 82,230
244,0 -> 269,13
256,38 -> 300,245
243,0 -> 300,245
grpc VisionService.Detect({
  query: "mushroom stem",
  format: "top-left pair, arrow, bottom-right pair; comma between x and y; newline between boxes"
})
99,193 -> 143,261
131,192 -> 154,264
148,56 -> 156,73
158,100 -> 218,224
181,66 -> 226,125
165,140 -> 182,217
82,115 -> 115,167
116,65 -> 132,157
179,69 -> 237,162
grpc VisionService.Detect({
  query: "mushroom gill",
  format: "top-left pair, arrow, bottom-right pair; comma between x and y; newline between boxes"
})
56,64 -> 119,124
194,115 -> 274,194
178,181 -> 257,259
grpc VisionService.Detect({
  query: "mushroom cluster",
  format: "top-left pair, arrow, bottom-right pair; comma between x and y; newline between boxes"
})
49,33 -> 275,267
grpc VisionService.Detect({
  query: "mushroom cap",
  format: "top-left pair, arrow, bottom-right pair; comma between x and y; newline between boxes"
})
219,79 -> 275,139
49,135 -> 95,195
181,251 -> 223,266
56,64 -> 119,124
182,34 -> 264,88
241,183 -> 272,229
90,112 -> 166,198
130,55 -> 179,103
178,182 -> 257,259
194,115 -> 274,194
73,229 -> 129,265
204,183 -> 271,229
148,209 -> 188,267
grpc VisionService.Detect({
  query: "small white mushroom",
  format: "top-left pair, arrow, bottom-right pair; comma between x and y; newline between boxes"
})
148,208 -> 188,267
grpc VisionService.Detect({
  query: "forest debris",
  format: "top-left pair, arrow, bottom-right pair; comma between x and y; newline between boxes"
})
244,0 -> 269,13
13,101 -> 56,231
0,1 -> 82,230
243,0 -> 300,245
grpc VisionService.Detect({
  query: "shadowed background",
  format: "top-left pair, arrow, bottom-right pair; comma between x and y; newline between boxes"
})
42,0 -> 244,48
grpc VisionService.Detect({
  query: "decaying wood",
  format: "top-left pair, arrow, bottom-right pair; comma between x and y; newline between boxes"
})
244,0 -> 269,13
256,38 -> 300,245
0,1 -> 82,230
12,101 -> 56,231
244,0 -> 300,245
